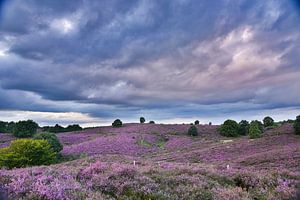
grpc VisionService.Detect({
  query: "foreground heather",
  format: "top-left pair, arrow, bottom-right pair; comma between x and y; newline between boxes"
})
1,155 -> 299,200
0,123 -> 299,199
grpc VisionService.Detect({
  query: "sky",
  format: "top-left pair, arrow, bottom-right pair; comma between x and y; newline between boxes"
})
0,0 -> 300,127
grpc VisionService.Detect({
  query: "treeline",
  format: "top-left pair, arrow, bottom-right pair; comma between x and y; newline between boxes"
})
0,120 -> 83,134
42,124 -> 82,133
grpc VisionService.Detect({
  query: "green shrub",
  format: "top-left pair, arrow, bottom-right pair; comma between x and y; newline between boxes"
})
112,119 -> 122,127
219,119 -> 239,137
13,120 -> 38,138
149,121 -> 155,124
238,120 -> 249,135
140,117 -> 145,124
65,124 -> 82,132
194,120 -> 200,125
188,125 -> 198,136
33,132 -> 63,153
0,139 -> 56,169
249,121 -> 262,139
253,120 -> 264,132
263,116 -> 274,127
294,115 -> 300,135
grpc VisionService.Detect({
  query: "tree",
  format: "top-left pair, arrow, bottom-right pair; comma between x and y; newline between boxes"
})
13,120 -> 38,138
252,120 -> 264,132
188,125 -> 198,136
140,117 -> 145,124
149,121 -> 155,124
33,132 -> 63,153
194,120 -> 200,125
263,116 -> 274,127
112,119 -> 122,127
249,121 -> 262,139
294,115 -> 300,135
65,124 -> 83,132
238,120 -> 249,135
0,121 -> 7,133
219,119 -> 239,137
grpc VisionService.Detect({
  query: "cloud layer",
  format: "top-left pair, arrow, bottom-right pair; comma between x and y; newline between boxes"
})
0,0 -> 300,125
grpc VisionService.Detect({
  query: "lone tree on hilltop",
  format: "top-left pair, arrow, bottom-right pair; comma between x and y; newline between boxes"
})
263,116 -> 274,127
140,117 -> 145,123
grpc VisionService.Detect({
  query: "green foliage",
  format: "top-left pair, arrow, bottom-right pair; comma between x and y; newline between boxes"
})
253,120 -> 264,132
13,120 -> 38,138
263,116 -> 274,127
249,121 -> 262,139
188,125 -> 198,136
112,119 -> 122,128
238,120 -> 249,135
219,119 -> 239,137
194,120 -> 200,125
42,124 -> 82,133
140,117 -> 145,123
33,132 -> 63,153
0,121 -> 16,133
209,122 -> 212,125
294,115 -> 300,135
149,121 -> 155,124
0,121 -> 6,133
0,139 -> 56,169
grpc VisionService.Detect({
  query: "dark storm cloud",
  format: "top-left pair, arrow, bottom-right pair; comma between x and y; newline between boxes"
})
0,0 -> 300,125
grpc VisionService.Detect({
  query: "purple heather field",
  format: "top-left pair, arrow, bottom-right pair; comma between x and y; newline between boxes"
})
0,123 -> 299,200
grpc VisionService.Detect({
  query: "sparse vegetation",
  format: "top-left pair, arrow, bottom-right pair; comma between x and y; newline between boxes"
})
219,119 -> 239,137
112,119 -> 123,127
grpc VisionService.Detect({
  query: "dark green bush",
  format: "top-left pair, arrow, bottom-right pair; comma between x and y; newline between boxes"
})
0,121 -> 7,133
33,132 -> 63,153
43,124 -> 82,133
140,117 -> 145,124
194,120 -> 199,125
112,119 -> 122,127
238,120 -> 249,135
249,121 -> 262,139
149,121 -> 155,124
188,125 -> 198,136
252,120 -> 263,132
294,115 -> 300,135
0,139 -> 56,169
219,119 -> 239,137
13,120 -> 38,138
263,116 -> 274,127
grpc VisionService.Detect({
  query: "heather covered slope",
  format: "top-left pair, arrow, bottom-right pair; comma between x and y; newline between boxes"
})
0,123 -> 299,199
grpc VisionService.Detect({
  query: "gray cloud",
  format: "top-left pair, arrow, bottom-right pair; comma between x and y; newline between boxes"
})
0,0 -> 300,125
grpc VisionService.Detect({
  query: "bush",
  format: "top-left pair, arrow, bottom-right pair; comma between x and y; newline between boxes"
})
112,119 -> 122,127
188,125 -> 198,136
219,119 -> 239,137
0,139 -> 56,169
194,120 -> 199,125
294,115 -> 300,135
149,121 -> 155,124
263,116 -> 274,127
33,132 -> 63,153
13,120 -> 38,138
65,124 -> 83,132
249,121 -> 262,139
140,117 -> 145,124
238,120 -> 249,135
